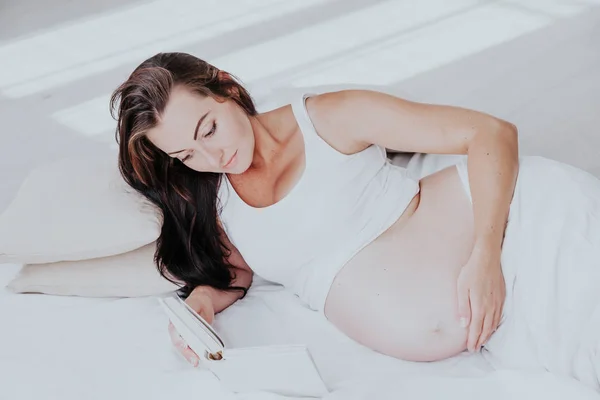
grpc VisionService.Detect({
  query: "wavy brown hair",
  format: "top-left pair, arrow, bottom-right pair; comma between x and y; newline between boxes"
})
110,52 -> 257,298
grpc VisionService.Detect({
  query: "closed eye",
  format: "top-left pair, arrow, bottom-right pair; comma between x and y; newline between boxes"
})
180,121 -> 216,163
203,121 -> 217,138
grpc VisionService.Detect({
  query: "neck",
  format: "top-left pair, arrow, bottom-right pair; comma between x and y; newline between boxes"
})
248,114 -> 281,170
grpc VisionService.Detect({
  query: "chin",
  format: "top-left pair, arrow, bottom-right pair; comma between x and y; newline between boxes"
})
237,157 -> 253,174
225,159 -> 248,175
233,162 -> 251,174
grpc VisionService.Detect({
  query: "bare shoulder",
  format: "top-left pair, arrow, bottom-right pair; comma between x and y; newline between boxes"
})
303,89 -> 402,154
304,90 -> 377,154
306,88 -> 391,107
303,89 -> 517,156
305,89 -> 402,117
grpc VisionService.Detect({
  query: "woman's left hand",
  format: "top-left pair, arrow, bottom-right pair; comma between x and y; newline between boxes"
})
457,245 -> 506,353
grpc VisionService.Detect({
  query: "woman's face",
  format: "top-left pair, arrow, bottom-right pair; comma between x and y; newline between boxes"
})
147,85 -> 255,174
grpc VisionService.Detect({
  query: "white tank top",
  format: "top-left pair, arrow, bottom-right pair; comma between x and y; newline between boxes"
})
217,92 -> 421,311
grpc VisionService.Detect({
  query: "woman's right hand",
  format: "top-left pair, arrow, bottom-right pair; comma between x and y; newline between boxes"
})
168,287 -> 215,367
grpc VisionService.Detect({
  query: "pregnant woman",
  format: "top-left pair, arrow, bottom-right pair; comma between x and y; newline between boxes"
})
111,52 -> 600,391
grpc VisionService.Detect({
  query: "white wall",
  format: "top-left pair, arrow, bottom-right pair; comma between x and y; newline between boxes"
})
1,0 -> 600,212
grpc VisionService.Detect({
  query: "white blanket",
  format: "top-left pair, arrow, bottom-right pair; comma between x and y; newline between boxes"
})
2,155 -> 600,400
1,262 -> 598,400
406,154 -> 600,393
470,156 -> 600,392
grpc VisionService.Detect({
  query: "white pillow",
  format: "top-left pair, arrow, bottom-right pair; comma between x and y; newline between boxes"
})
6,242 -> 180,297
0,150 -> 161,264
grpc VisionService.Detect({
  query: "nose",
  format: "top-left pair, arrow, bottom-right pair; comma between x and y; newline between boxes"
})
197,145 -> 222,168
206,152 -> 221,168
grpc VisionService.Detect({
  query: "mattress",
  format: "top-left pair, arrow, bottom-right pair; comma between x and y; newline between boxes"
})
2,261 -> 599,400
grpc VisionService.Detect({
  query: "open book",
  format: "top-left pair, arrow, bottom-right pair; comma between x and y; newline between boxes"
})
157,294 -> 329,398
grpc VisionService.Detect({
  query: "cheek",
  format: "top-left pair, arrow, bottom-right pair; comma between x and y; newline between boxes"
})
222,127 -> 246,149
230,114 -> 253,145
240,125 -> 255,155
186,159 -> 209,173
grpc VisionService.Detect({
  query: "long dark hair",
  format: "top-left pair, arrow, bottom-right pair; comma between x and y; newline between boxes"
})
110,52 -> 257,298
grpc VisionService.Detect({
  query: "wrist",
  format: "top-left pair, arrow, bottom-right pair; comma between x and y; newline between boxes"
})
191,285 -> 217,300
475,231 -> 502,249
471,235 -> 503,263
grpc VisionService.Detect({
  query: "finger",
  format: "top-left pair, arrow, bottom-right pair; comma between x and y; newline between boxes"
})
491,307 -> 501,332
173,338 -> 200,367
168,321 -> 184,345
491,302 -> 504,339
467,304 -> 484,352
491,311 -> 501,341
172,334 -> 201,367
496,300 -> 505,328
181,346 -> 200,367
476,314 -> 495,350
199,309 -> 215,325
457,284 -> 471,328
168,322 -> 200,366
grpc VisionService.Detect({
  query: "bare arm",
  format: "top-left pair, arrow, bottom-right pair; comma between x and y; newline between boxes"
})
169,223 -> 253,366
192,223 -> 253,314
305,89 -> 519,250
305,89 -> 518,351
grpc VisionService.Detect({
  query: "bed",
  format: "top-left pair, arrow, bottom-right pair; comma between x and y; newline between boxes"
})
2,257 -> 599,400
2,4 -> 600,399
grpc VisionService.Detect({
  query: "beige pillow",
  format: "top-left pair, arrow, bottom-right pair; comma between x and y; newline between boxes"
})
6,242 -> 180,297
0,150 -> 162,264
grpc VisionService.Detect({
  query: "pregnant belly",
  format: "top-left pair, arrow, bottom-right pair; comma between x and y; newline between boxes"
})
323,166 -> 475,362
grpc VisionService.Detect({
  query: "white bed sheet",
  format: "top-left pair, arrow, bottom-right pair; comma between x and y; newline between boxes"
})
2,262 -> 599,400
3,155 -> 600,399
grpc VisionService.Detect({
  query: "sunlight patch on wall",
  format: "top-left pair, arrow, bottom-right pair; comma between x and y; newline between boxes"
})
0,0 -> 325,98
287,3 -> 554,87
208,0 -> 484,88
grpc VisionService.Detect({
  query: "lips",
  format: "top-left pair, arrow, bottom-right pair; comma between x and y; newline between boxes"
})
223,150 -> 237,169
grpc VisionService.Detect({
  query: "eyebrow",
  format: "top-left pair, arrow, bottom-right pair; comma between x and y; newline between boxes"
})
168,111 -> 210,155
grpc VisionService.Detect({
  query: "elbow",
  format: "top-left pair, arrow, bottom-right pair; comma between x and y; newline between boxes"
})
505,122 -> 519,160
498,119 -> 518,142
492,119 -> 519,155
237,268 -> 254,291
470,119 -> 519,159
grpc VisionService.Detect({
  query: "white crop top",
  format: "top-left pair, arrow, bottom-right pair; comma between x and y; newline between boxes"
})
217,92 -> 421,311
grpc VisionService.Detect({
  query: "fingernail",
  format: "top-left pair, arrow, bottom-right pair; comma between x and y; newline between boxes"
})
460,318 -> 467,327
